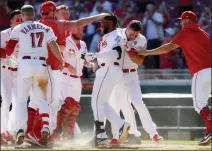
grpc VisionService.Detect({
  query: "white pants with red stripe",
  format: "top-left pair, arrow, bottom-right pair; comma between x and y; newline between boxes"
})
60,73 -> 82,135
92,65 -> 126,132
110,71 -> 158,139
192,68 -> 211,113
15,59 -> 50,132
1,65 -> 17,134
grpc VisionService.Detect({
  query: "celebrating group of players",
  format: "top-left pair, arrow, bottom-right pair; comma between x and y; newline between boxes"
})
1,0 -> 211,148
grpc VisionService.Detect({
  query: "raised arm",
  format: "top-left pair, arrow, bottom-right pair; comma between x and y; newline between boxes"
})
59,13 -> 110,32
138,42 -> 179,56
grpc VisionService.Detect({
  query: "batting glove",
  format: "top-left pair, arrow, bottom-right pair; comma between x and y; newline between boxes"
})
84,53 -> 97,62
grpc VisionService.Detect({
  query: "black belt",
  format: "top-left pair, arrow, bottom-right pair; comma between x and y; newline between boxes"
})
100,62 -> 119,67
2,65 -> 17,71
63,73 -> 80,78
22,56 -> 46,61
122,69 -> 136,73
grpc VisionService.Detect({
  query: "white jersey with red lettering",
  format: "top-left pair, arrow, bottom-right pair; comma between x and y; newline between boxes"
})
63,36 -> 87,77
110,28 -> 160,139
0,28 -> 18,135
61,36 -> 87,102
10,21 -> 56,59
10,20 -> 56,132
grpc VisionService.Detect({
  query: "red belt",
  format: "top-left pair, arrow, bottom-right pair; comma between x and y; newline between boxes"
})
63,73 -> 80,78
22,56 -> 46,61
122,69 -> 136,73
2,65 -> 18,71
100,62 -> 119,67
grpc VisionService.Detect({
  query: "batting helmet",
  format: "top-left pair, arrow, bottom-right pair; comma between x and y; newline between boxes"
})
40,1 -> 56,14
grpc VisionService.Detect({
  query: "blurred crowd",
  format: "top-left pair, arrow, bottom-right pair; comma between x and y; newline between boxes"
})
0,0 -> 211,74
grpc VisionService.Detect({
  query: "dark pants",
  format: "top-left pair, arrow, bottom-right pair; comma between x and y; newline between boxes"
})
144,39 -> 162,69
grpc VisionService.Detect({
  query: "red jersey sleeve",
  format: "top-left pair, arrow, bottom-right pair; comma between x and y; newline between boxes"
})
57,20 -> 73,35
172,29 -> 190,46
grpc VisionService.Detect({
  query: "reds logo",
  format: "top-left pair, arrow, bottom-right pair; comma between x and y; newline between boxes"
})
101,41 -> 107,48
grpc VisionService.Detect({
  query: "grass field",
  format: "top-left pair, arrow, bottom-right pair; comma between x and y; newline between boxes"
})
1,140 -> 211,151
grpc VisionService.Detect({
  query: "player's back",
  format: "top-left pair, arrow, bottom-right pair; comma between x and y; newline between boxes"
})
14,21 -> 52,59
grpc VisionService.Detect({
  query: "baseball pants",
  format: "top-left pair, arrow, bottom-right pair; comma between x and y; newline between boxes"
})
1,66 -> 17,134
92,65 -> 126,132
111,71 -> 158,139
47,67 -> 62,135
192,68 -> 211,113
60,74 -> 82,135
15,59 -> 49,132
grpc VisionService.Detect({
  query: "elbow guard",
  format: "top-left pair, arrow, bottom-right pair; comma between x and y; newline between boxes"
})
112,46 -> 122,60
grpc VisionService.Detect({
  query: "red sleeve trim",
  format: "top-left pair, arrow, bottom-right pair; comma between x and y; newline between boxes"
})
6,39 -> 18,56
65,62 -> 70,68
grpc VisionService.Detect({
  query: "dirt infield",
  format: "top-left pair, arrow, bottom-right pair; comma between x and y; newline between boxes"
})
1,140 -> 211,150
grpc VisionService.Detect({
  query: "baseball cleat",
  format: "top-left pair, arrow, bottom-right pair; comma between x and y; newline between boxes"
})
1,134 -> 8,146
39,127 -> 50,146
108,138 -> 119,146
198,133 -> 211,146
87,132 -> 108,146
152,134 -> 164,143
24,133 -> 36,145
127,134 -> 142,144
2,131 -> 15,143
15,129 -> 25,145
118,122 -> 131,144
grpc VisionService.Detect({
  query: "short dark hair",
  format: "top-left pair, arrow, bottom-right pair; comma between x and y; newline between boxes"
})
104,15 -> 119,26
21,5 -> 34,16
10,9 -> 21,19
128,20 -> 142,32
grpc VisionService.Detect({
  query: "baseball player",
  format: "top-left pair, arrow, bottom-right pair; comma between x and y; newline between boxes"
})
26,1 -> 111,145
0,10 -> 22,145
79,15 -> 131,146
55,5 -> 70,20
55,4 -> 82,139
54,27 -> 95,140
4,5 -> 64,146
138,11 -> 212,146
109,20 -> 163,145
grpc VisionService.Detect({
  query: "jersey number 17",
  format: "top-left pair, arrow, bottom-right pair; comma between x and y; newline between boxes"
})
30,32 -> 44,48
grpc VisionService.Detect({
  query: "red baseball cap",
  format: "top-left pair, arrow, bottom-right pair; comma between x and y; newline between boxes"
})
177,11 -> 197,21
40,1 -> 57,14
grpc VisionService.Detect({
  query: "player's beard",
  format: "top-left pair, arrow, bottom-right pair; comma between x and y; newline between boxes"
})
103,27 -> 109,34
72,34 -> 81,40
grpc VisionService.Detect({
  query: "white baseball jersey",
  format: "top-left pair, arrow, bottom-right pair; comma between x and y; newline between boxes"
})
10,21 -> 56,59
97,30 -> 127,65
0,28 -> 19,67
63,36 -> 87,76
118,28 -> 147,69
